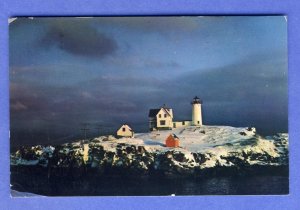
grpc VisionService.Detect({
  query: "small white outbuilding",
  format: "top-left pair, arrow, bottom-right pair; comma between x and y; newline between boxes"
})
116,124 -> 134,138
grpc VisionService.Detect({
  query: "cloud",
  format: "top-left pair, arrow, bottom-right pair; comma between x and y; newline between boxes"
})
40,19 -> 118,58
169,52 -> 288,134
10,83 -> 51,115
104,55 -> 182,71
176,51 -> 287,100
94,16 -> 199,33
11,101 -> 27,111
9,51 -> 288,147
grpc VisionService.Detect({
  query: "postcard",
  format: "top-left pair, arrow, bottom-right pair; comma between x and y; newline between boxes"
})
9,16 -> 288,196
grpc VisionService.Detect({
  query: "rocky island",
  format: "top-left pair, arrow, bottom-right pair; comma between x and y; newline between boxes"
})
10,125 -> 288,195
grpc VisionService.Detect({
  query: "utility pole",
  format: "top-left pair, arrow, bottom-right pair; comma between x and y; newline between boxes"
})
95,124 -> 103,137
46,127 -> 50,142
80,123 -> 90,141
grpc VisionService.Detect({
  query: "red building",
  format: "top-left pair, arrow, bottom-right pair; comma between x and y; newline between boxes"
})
165,134 -> 180,147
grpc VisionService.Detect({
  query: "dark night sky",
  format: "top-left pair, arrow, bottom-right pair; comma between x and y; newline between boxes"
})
9,16 -> 287,147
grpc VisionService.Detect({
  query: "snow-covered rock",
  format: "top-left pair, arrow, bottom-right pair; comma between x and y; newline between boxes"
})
10,126 -> 288,178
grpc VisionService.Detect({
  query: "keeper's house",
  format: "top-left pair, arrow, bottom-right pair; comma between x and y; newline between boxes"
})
148,105 -> 173,131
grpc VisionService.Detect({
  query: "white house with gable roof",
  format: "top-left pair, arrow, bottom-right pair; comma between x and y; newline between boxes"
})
148,105 -> 173,131
116,124 -> 134,138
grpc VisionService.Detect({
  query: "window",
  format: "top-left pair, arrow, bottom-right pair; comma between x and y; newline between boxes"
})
164,114 -> 167,118
182,121 -> 185,125
159,114 -> 161,118
197,121 -> 200,124
160,120 -> 166,125
122,127 -> 126,132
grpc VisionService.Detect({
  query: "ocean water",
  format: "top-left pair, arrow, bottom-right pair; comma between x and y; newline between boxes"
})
11,175 -> 289,196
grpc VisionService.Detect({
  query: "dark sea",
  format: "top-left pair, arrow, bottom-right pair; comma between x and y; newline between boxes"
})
11,175 -> 289,196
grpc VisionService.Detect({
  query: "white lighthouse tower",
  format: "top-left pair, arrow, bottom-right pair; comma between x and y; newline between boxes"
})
191,96 -> 202,126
